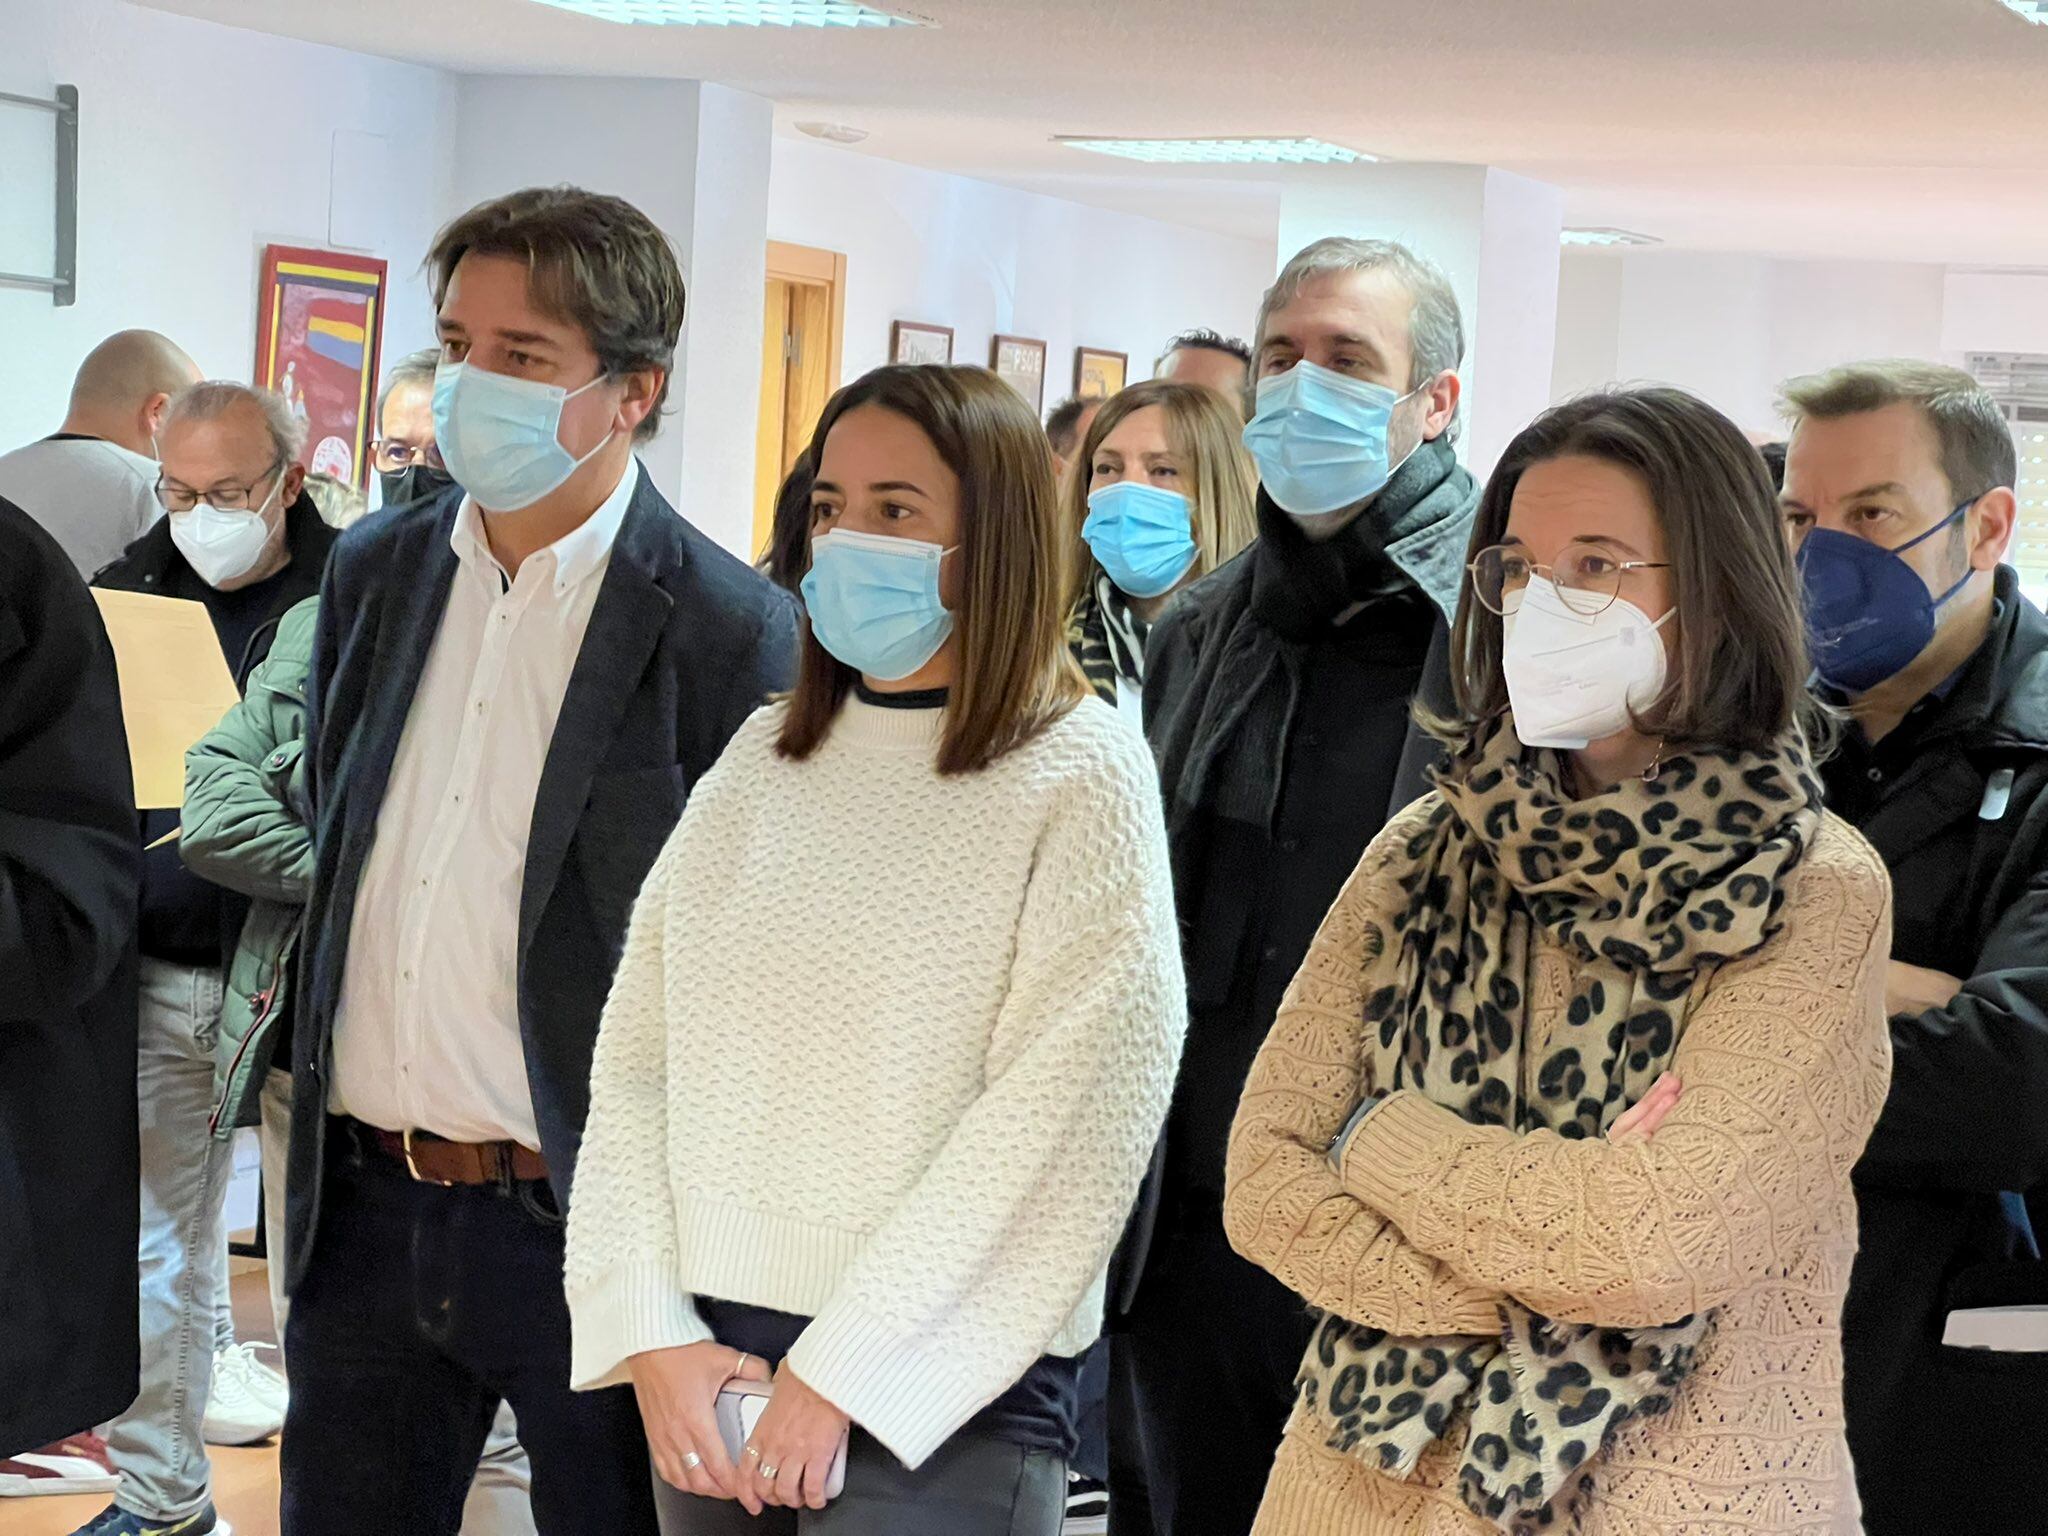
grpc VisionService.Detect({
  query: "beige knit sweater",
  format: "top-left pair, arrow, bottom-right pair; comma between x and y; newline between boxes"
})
1224,800 -> 1893,1536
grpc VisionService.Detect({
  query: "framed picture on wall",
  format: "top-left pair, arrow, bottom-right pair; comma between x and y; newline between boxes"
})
1074,346 -> 1128,400
252,244 -> 388,490
990,334 -> 1048,411
890,320 -> 955,366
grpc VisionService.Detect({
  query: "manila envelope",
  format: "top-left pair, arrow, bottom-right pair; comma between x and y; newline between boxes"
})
91,588 -> 241,810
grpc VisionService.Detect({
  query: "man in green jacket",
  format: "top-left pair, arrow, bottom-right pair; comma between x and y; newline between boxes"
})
182,593 -> 317,1343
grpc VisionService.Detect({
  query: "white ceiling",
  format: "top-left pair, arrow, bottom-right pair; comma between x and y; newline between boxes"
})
134,0 -> 2048,265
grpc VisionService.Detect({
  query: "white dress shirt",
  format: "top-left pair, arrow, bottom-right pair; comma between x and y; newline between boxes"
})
329,458 -> 641,1147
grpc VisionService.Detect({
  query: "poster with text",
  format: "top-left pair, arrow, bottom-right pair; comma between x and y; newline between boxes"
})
253,245 -> 388,490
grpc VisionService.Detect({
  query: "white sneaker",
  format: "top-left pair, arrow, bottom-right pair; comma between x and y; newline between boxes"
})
202,1343 -> 286,1446
232,1341 -> 289,1421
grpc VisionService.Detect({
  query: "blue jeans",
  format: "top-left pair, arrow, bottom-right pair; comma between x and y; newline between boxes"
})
106,959 -> 234,1522
280,1121 -> 656,1536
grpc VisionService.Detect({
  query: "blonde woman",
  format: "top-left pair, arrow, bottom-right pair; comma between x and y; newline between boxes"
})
1062,379 -> 1258,712
565,364 -> 1186,1535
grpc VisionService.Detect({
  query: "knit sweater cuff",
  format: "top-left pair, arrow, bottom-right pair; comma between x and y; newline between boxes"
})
785,1299 -> 991,1471
567,1258 -> 714,1392
1341,1089 -> 1479,1225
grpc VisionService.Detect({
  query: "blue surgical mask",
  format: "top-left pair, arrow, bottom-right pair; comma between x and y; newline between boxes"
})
1242,360 -> 1424,518
432,360 -> 614,514
1083,481 -> 1199,599
801,529 -> 956,682
1797,497 -> 1975,692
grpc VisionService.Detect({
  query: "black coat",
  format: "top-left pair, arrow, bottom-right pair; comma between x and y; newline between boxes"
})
94,493 -> 339,972
92,490 -> 340,684
287,474 -> 798,1288
0,496 -> 141,1449
1831,567 -> 2048,1534
1112,452 -> 1478,1317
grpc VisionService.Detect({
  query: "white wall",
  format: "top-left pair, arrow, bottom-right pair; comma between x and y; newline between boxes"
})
1943,269 -> 2048,356
766,138 -> 1275,410
1553,250 -> 1952,434
1550,253 -> 1623,404
0,0 -> 456,450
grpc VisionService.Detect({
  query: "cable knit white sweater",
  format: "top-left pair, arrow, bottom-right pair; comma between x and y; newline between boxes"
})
564,693 -> 1186,1469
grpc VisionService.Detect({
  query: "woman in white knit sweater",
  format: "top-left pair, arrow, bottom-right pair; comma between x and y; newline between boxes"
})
565,364 -> 1187,1534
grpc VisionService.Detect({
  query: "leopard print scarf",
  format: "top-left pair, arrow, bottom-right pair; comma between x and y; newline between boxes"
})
1301,715 -> 1823,1532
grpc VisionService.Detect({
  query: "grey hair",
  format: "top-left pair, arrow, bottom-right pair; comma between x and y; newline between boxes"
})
1254,237 -> 1466,438
377,347 -> 441,429
161,380 -> 307,464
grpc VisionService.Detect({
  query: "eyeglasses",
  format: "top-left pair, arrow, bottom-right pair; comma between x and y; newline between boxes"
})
1467,543 -> 1671,617
155,457 -> 284,515
371,439 -> 446,473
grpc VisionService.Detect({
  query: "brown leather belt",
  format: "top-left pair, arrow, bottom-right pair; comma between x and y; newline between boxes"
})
357,1122 -> 550,1187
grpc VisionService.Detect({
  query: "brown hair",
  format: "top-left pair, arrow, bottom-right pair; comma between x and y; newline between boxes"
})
1060,379 -> 1259,612
1778,358 -> 2016,503
1443,387 -> 1812,753
426,187 -> 685,443
759,447 -> 815,595
776,365 -> 1089,775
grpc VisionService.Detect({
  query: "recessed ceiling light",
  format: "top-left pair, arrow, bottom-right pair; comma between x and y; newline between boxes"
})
525,0 -> 926,26
1054,136 -> 1374,166
1995,0 -> 2048,23
1561,227 -> 1663,248
796,121 -> 870,143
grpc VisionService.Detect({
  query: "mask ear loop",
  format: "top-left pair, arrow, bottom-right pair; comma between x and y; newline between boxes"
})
1889,494 -> 1981,612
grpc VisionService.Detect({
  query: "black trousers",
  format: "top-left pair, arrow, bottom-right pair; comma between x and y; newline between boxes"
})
653,1424 -> 1065,1536
1108,1221 -> 1314,1536
279,1125 -> 658,1536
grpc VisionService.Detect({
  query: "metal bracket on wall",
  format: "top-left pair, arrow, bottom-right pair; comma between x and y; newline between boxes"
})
0,84 -> 78,307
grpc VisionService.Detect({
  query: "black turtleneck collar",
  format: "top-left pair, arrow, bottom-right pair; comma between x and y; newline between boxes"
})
855,680 -> 949,711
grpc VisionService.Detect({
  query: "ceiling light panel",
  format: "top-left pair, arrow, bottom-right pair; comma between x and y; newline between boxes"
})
1996,0 -> 2048,24
1561,227 -> 1662,248
1055,136 -> 1372,165
525,0 -> 925,26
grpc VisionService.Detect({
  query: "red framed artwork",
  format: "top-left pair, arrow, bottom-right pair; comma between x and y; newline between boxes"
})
252,244 -> 388,489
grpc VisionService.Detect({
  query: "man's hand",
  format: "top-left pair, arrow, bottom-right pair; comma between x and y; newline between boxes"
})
1886,960 -> 1965,1019
628,1342 -> 771,1500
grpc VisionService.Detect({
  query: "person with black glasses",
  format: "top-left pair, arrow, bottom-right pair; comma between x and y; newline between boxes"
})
73,381 -> 338,1536
370,347 -> 456,511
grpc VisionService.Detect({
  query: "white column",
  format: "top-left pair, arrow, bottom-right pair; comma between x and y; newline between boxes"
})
450,76 -> 772,556
1276,163 -> 1563,481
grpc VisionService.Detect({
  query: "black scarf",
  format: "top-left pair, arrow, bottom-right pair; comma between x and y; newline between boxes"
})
1151,434 -> 1479,830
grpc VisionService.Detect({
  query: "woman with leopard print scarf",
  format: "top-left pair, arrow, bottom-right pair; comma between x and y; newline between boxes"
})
1224,388 -> 1892,1536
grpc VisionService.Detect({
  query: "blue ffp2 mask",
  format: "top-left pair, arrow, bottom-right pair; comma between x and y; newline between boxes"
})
1241,360 -> 1423,518
1083,481 -> 1199,599
1797,497 -> 1976,692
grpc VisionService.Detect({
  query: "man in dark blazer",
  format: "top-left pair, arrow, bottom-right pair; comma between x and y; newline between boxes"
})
0,496 -> 140,1468
281,188 -> 797,1536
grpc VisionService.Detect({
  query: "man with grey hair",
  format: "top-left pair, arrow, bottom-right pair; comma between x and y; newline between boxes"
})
74,381 -> 339,1536
1779,358 -> 2048,1536
1110,236 -> 1480,1534
0,329 -> 202,576
371,346 -> 453,510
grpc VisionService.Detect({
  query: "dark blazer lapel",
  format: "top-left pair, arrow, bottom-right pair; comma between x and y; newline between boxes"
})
518,492 -> 674,959
342,509 -> 461,846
